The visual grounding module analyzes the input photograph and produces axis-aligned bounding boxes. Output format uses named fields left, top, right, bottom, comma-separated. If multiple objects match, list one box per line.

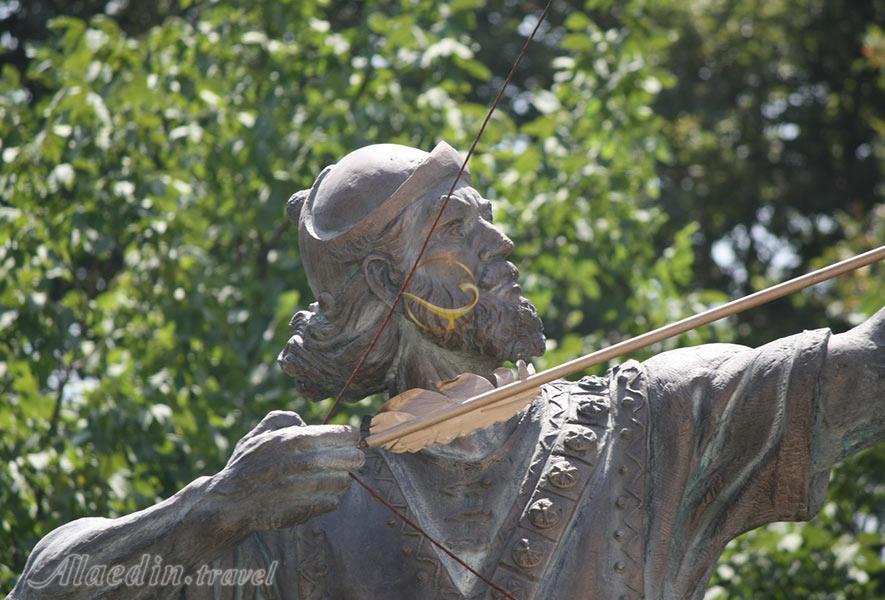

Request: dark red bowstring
left=348, top=472, right=515, bottom=599
left=322, top=0, right=554, bottom=425
left=319, top=2, right=555, bottom=597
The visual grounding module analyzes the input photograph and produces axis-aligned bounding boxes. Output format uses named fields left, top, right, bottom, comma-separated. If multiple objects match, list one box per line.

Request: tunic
left=183, top=328, right=831, bottom=600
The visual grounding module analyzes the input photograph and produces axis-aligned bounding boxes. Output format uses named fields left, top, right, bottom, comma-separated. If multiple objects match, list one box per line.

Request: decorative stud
left=617, top=364, right=639, bottom=383
left=528, top=498, right=560, bottom=530
left=512, top=538, right=543, bottom=569
left=564, top=427, right=597, bottom=453
left=577, top=375, right=607, bottom=391
left=402, top=546, right=413, bottom=556
left=619, top=428, right=633, bottom=440
left=616, top=495, right=628, bottom=509
left=614, top=561, right=626, bottom=573
left=613, top=529, right=625, bottom=541
left=618, top=465, right=629, bottom=475
left=577, top=397, right=609, bottom=421
left=547, top=461, right=578, bottom=489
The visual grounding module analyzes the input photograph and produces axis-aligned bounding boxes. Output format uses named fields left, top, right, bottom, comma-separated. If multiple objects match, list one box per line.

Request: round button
left=547, top=461, right=578, bottom=489
left=564, top=426, right=597, bottom=453
left=512, top=538, right=543, bottom=569
left=528, top=498, right=560, bottom=530
left=577, top=398, right=609, bottom=420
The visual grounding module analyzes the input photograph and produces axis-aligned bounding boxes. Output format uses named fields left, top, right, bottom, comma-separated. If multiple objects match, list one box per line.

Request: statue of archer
left=11, top=142, right=885, bottom=600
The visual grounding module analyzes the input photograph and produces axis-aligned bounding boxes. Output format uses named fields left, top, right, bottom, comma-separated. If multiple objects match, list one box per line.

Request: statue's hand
left=816, top=306, right=885, bottom=467
left=205, top=410, right=364, bottom=533
left=850, top=305, right=885, bottom=346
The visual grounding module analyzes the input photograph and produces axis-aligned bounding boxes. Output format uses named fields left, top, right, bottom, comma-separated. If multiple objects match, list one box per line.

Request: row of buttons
left=504, top=390, right=610, bottom=580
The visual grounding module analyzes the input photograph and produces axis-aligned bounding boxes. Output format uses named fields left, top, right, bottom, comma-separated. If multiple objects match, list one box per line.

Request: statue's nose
left=479, top=224, right=514, bottom=261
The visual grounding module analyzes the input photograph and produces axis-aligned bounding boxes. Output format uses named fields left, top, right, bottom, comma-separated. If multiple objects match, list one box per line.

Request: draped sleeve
left=641, top=328, right=831, bottom=598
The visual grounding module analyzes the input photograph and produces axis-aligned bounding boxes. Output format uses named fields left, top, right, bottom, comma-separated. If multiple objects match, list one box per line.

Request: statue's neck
left=387, top=322, right=499, bottom=395
left=385, top=321, right=516, bottom=461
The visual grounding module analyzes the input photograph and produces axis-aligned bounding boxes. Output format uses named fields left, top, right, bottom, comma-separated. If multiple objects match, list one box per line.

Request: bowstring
left=323, top=0, right=555, bottom=424
left=318, top=2, right=555, bottom=598
left=349, top=472, right=516, bottom=598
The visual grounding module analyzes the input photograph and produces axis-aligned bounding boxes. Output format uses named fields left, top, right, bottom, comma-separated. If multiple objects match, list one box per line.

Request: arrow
left=366, top=245, right=885, bottom=451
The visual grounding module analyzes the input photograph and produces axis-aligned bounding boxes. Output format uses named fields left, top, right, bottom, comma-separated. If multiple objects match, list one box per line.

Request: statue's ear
left=363, top=255, right=401, bottom=307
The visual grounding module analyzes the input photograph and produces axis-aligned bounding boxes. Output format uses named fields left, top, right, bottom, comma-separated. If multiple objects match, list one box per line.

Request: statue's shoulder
left=641, top=342, right=750, bottom=387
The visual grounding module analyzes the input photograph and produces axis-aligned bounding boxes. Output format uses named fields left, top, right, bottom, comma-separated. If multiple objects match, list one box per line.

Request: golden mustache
left=402, top=258, right=480, bottom=333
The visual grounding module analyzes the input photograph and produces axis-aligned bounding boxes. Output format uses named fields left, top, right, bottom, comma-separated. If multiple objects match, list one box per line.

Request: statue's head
left=278, top=142, right=545, bottom=401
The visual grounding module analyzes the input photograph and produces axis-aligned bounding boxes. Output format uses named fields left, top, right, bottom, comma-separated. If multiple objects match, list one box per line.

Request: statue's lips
left=490, top=282, right=523, bottom=298
left=479, top=260, right=520, bottom=293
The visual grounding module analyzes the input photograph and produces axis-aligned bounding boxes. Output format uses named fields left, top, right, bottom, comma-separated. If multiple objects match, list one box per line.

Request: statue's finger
left=293, top=472, right=352, bottom=496
left=275, top=447, right=365, bottom=475
left=278, top=424, right=361, bottom=450
left=254, top=410, right=306, bottom=433
left=231, top=411, right=306, bottom=457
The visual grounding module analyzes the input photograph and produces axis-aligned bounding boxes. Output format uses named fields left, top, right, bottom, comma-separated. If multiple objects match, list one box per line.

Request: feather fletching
left=369, top=360, right=539, bottom=453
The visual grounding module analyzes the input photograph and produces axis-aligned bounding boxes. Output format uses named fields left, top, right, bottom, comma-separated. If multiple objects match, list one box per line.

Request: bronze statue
left=11, top=142, right=885, bottom=600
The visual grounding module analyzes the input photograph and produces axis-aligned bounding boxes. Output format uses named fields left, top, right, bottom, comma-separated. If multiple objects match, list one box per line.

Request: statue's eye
left=442, top=219, right=464, bottom=238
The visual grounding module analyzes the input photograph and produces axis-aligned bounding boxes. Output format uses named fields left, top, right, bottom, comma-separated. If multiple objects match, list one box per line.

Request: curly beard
left=403, top=260, right=545, bottom=363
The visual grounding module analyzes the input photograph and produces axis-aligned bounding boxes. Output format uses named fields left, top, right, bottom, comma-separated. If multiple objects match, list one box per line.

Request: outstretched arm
left=814, top=306, right=885, bottom=470
left=642, top=314, right=880, bottom=597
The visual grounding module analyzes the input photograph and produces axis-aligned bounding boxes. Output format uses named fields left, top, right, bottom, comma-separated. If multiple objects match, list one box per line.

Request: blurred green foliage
left=0, top=0, right=882, bottom=596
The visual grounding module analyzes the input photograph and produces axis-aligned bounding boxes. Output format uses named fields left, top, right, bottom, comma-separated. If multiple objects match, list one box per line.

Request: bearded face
left=399, top=188, right=546, bottom=364
left=282, top=142, right=545, bottom=401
